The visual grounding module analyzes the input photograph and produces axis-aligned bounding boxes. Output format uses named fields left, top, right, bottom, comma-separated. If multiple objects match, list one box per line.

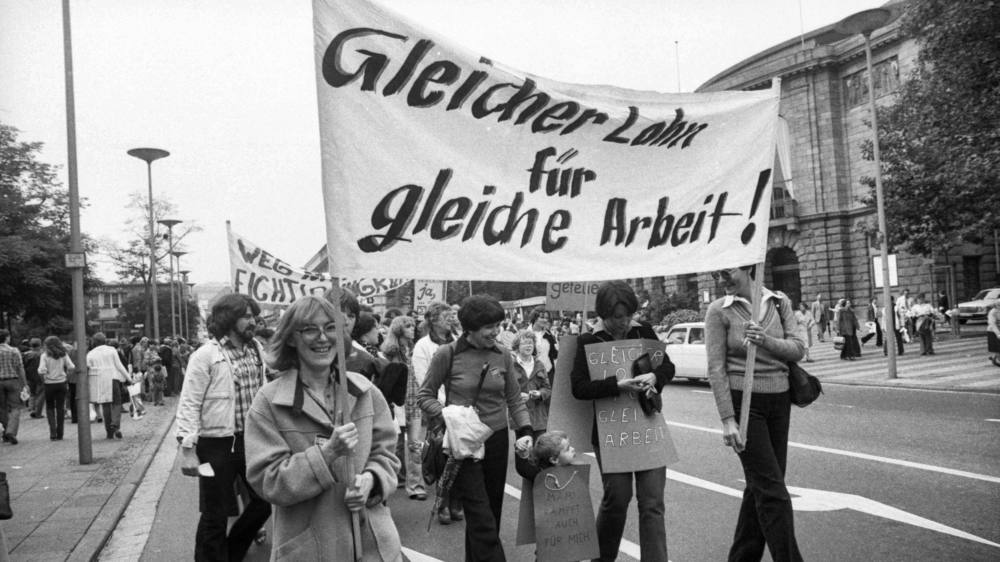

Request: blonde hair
left=532, top=430, right=569, bottom=467
left=266, top=295, right=339, bottom=372
left=510, top=329, right=537, bottom=356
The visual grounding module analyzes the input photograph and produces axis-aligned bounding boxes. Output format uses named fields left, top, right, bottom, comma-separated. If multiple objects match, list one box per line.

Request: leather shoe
left=114, top=431, right=123, bottom=439
left=5, top=434, right=18, bottom=445
left=409, top=492, right=427, bottom=501
left=449, top=507, right=464, bottom=521
left=437, top=509, right=452, bottom=525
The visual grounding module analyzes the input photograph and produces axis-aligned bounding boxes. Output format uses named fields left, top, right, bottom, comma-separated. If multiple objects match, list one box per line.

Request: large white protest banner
left=314, top=0, right=780, bottom=281
left=228, top=229, right=408, bottom=306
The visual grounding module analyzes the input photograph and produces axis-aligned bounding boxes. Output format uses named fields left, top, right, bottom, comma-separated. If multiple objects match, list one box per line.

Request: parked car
left=659, top=322, right=707, bottom=381
left=957, top=288, right=1000, bottom=323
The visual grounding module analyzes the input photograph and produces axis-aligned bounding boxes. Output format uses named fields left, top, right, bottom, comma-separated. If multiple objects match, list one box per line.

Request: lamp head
left=158, top=219, right=182, bottom=228
left=127, top=148, right=170, bottom=163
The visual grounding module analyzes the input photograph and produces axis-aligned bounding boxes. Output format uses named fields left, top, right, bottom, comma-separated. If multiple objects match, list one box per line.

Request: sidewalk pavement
left=1, top=397, right=176, bottom=562
left=3, top=333, right=998, bottom=561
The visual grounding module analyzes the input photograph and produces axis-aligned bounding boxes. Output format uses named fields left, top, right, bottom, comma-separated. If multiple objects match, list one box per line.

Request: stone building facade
left=636, top=4, right=998, bottom=319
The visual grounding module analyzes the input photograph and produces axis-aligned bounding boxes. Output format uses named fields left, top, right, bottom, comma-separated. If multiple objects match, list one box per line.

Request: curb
left=817, top=377, right=1000, bottom=394
left=67, top=408, right=176, bottom=562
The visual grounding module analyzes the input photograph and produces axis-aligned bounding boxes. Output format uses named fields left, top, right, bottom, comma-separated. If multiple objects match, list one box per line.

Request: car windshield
left=973, top=289, right=1000, bottom=300
left=665, top=329, right=686, bottom=344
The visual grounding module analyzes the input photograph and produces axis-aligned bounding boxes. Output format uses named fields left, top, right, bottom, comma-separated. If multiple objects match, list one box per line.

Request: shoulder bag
left=421, top=344, right=488, bottom=486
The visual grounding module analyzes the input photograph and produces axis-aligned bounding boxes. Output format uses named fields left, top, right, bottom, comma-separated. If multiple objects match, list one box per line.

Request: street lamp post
left=179, top=269, right=191, bottom=340
left=172, top=251, right=188, bottom=338
left=828, top=7, right=901, bottom=378
left=128, top=148, right=169, bottom=341
left=158, top=219, right=182, bottom=339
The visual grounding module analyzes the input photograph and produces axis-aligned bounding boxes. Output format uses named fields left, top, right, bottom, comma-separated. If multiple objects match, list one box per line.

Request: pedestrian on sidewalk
left=176, top=294, right=271, bottom=562
left=22, top=339, right=43, bottom=419
left=911, top=294, right=936, bottom=356
left=245, top=295, right=403, bottom=562
left=87, top=332, right=131, bottom=439
left=0, top=330, right=27, bottom=445
left=861, top=296, right=883, bottom=348
left=987, top=301, right=1000, bottom=367
left=37, top=336, right=74, bottom=440
left=838, top=300, right=861, bottom=361
left=810, top=294, right=829, bottom=342
left=884, top=298, right=905, bottom=357
left=706, top=266, right=805, bottom=562
left=794, top=302, right=814, bottom=362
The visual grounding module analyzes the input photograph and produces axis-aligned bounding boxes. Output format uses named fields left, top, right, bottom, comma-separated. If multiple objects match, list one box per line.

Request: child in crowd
left=128, top=369, right=147, bottom=419
left=515, top=430, right=578, bottom=481
left=148, top=358, right=167, bottom=406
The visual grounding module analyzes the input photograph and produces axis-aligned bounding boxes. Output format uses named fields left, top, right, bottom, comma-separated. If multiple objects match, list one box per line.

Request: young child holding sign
left=516, top=431, right=599, bottom=562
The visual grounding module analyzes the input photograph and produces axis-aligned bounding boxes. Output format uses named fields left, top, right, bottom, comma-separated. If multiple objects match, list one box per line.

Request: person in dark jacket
left=570, top=281, right=675, bottom=562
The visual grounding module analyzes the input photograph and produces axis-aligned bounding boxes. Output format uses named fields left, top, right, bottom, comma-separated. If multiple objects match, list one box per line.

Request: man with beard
left=175, top=294, right=271, bottom=561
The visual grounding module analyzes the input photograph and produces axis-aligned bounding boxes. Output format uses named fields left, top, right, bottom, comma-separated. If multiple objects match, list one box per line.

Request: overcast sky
left=0, top=0, right=881, bottom=285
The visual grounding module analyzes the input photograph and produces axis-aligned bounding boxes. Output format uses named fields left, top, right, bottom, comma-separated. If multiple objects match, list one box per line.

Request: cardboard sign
left=585, top=339, right=678, bottom=473
left=534, top=465, right=600, bottom=562
left=413, top=279, right=445, bottom=314
left=546, top=281, right=602, bottom=312
left=314, top=0, right=781, bottom=281
left=546, top=336, right=596, bottom=454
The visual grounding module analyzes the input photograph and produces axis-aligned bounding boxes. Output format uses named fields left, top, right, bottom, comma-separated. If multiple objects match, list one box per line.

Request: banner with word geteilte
left=314, top=0, right=780, bottom=282
left=227, top=229, right=408, bottom=306
left=585, top=338, right=677, bottom=473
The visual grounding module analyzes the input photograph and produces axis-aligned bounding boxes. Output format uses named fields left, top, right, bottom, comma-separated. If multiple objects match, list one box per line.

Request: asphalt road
left=140, top=383, right=1000, bottom=561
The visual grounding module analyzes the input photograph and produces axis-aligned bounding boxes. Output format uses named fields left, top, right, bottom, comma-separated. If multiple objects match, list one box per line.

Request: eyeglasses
left=297, top=323, right=338, bottom=341
left=710, top=268, right=737, bottom=281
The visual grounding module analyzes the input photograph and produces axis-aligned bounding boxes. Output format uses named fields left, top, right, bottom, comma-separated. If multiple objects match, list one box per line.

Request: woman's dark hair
left=529, top=306, right=549, bottom=325
left=352, top=312, right=378, bottom=341
left=43, top=335, right=66, bottom=359
left=457, top=294, right=505, bottom=332
left=322, top=287, right=360, bottom=318
left=594, top=281, right=638, bottom=319
left=91, top=332, right=107, bottom=348
left=207, top=294, right=260, bottom=339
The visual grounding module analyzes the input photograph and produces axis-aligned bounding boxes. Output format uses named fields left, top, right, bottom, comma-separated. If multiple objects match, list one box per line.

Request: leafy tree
left=859, top=0, right=1000, bottom=257
left=0, top=123, right=99, bottom=334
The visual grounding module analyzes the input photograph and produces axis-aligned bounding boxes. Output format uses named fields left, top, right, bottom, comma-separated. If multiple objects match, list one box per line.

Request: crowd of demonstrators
left=705, top=266, right=806, bottom=562
left=417, top=294, right=534, bottom=561
left=245, top=295, right=403, bottom=561
left=510, top=329, right=551, bottom=438
left=175, top=294, right=271, bottom=561
left=571, top=281, right=675, bottom=562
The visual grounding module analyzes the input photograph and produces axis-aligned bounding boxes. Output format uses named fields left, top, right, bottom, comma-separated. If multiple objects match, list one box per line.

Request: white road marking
left=668, top=470, right=998, bottom=547
left=986, top=419, right=1000, bottom=423
left=402, top=547, right=445, bottom=562
left=691, top=390, right=714, bottom=394
left=666, top=420, right=1000, bottom=484
left=818, top=402, right=855, bottom=408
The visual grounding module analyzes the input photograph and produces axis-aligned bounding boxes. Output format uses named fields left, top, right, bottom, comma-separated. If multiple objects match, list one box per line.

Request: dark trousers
left=99, top=383, right=123, bottom=438
left=592, top=446, right=668, bottom=562
left=44, top=383, right=68, bottom=439
left=730, top=390, right=802, bottom=562
left=918, top=329, right=934, bottom=355
left=884, top=330, right=904, bottom=356
left=195, top=434, right=271, bottom=562
left=68, top=383, right=78, bottom=423
left=454, top=428, right=509, bottom=562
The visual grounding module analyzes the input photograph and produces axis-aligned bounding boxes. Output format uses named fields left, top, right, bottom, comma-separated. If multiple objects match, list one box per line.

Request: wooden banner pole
left=327, top=280, right=363, bottom=561
left=739, top=263, right=765, bottom=446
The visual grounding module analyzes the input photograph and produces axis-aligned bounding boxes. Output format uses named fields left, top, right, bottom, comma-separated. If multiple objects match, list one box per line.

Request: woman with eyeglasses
left=705, top=265, right=805, bottom=562
left=245, top=295, right=402, bottom=561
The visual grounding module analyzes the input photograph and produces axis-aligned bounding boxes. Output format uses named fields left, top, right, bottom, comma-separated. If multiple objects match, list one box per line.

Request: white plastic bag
left=441, top=404, right=492, bottom=460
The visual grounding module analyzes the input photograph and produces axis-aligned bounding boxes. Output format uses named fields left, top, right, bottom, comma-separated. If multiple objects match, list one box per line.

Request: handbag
left=632, top=352, right=662, bottom=415
left=0, top=471, right=12, bottom=520
left=833, top=336, right=845, bottom=350
left=787, top=362, right=822, bottom=407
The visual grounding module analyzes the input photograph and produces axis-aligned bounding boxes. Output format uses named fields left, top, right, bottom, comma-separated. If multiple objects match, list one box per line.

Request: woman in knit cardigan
left=705, top=265, right=805, bottom=562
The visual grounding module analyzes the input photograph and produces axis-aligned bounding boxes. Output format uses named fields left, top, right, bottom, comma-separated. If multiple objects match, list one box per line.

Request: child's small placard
left=532, top=465, right=599, bottom=562
left=585, top=338, right=678, bottom=473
